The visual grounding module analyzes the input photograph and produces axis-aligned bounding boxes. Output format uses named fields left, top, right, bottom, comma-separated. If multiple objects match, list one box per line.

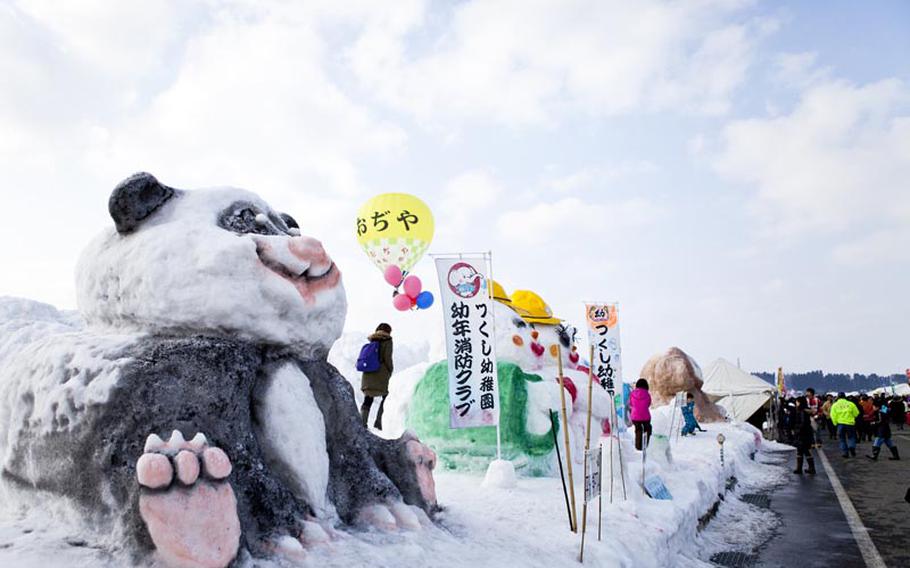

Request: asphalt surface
left=753, top=430, right=908, bottom=568
left=819, top=429, right=910, bottom=567
left=753, top=446, right=862, bottom=568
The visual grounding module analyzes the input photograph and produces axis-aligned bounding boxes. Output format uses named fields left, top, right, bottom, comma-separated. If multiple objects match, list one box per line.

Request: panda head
left=76, top=173, right=346, bottom=354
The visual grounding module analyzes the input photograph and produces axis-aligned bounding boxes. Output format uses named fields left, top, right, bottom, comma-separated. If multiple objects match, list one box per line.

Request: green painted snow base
left=407, top=361, right=557, bottom=476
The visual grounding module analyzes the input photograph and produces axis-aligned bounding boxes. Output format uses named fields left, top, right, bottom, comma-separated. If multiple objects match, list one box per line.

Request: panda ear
left=108, top=172, right=179, bottom=234
left=280, top=213, right=299, bottom=229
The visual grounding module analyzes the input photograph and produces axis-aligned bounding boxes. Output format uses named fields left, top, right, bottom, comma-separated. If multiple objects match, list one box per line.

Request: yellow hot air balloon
left=356, top=193, right=434, bottom=273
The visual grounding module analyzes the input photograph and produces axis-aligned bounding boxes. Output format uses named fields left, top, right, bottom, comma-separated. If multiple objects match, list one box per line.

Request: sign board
left=643, top=475, right=672, bottom=500
left=584, top=303, right=622, bottom=393
left=584, top=446, right=602, bottom=503
left=434, top=256, right=500, bottom=429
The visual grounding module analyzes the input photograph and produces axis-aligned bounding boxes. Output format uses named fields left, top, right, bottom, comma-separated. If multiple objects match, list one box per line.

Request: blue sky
left=0, top=0, right=907, bottom=376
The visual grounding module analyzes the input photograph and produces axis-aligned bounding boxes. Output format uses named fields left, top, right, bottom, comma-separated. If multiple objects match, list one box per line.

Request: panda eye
left=218, top=202, right=282, bottom=236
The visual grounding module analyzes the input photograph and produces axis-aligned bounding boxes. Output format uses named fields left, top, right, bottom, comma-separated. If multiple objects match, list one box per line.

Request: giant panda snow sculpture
left=0, top=173, right=437, bottom=567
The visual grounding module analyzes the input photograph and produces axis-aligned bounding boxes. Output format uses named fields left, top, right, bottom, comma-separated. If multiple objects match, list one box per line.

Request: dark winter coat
left=890, top=399, right=906, bottom=424
left=360, top=331, right=393, bottom=397
left=871, top=409, right=892, bottom=439
left=794, top=409, right=814, bottom=446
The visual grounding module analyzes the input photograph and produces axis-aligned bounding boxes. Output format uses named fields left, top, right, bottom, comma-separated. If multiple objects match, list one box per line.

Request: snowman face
left=492, top=303, right=536, bottom=367
left=531, top=323, right=581, bottom=368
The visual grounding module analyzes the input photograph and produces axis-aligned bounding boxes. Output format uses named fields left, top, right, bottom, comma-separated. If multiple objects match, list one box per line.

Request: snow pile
left=0, top=298, right=137, bottom=480
left=481, top=459, right=517, bottom=489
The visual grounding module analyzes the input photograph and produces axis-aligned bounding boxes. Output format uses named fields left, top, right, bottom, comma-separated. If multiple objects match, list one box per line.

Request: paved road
left=754, top=448, right=863, bottom=568
left=754, top=430, right=909, bottom=568
left=819, top=430, right=910, bottom=567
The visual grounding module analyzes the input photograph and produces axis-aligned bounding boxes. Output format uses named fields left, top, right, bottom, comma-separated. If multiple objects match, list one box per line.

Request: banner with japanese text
left=584, top=303, right=622, bottom=394
left=584, top=446, right=602, bottom=503
left=435, top=256, right=500, bottom=429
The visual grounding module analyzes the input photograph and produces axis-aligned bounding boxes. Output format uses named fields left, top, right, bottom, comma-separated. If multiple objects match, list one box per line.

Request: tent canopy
left=870, top=383, right=910, bottom=397
left=702, top=358, right=776, bottom=422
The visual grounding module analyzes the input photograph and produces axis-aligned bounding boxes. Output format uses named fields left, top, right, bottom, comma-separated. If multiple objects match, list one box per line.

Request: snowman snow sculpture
left=0, top=173, right=438, bottom=567
left=407, top=282, right=615, bottom=475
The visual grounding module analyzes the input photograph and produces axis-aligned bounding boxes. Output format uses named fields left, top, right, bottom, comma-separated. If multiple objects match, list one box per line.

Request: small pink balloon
left=384, top=265, right=403, bottom=287
left=403, top=275, right=422, bottom=299
left=393, top=293, right=412, bottom=311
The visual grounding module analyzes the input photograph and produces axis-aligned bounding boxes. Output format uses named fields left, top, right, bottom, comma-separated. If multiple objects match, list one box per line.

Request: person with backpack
left=630, top=378, right=652, bottom=451
left=357, top=323, right=394, bottom=430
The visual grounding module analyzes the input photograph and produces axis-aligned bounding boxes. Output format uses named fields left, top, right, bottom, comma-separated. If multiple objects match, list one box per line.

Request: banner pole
left=618, top=425, right=627, bottom=500
left=609, top=402, right=615, bottom=505
left=579, top=461, right=588, bottom=562
left=579, top=345, right=595, bottom=562
left=551, top=410, right=574, bottom=531
left=598, top=442, right=603, bottom=541
left=485, top=252, right=502, bottom=461
left=641, top=430, right=648, bottom=496
left=557, top=346, right=578, bottom=532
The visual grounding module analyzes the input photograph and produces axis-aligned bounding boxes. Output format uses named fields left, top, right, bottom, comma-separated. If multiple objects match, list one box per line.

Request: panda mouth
left=261, top=257, right=337, bottom=283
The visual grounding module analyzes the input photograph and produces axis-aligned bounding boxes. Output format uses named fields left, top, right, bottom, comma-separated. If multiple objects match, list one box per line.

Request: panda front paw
left=136, top=431, right=240, bottom=568
left=356, top=502, right=428, bottom=532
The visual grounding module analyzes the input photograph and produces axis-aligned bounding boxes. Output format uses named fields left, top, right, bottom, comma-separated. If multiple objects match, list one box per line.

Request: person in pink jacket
left=630, top=378, right=653, bottom=451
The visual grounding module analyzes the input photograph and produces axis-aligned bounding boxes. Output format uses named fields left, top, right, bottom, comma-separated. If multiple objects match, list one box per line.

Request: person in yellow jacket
left=830, top=392, right=860, bottom=458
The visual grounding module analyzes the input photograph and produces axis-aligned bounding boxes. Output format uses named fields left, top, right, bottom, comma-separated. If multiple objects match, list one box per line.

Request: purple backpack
left=356, top=341, right=381, bottom=373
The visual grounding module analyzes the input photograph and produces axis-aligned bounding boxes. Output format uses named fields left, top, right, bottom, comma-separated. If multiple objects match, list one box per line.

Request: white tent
left=702, top=358, right=776, bottom=422
left=870, top=383, right=910, bottom=397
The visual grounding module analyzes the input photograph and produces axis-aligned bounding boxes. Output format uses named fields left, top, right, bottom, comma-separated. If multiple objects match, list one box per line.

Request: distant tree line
left=751, top=370, right=907, bottom=393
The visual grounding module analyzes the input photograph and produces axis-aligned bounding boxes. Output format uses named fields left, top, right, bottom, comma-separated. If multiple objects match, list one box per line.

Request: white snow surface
left=0, top=297, right=136, bottom=481
left=254, top=362, right=331, bottom=518
left=0, top=298, right=787, bottom=567
left=76, top=187, right=347, bottom=355
left=0, top=419, right=779, bottom=567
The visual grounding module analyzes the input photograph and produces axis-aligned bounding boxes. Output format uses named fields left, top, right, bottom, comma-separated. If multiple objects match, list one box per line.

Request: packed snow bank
left=0, top=417, right=772, bottom=567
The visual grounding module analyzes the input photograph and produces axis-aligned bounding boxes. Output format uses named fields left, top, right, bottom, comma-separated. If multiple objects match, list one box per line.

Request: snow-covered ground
left=0, top=418, right=786, bottom=567
left=0, top=298, right=787, bottom=567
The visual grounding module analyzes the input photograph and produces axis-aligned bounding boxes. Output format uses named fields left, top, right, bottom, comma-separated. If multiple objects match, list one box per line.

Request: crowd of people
left=776, top=388, right=907, bottom=471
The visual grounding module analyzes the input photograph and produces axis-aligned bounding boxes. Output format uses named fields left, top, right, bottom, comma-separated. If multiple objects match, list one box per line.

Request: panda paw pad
left=136, top=431, right=240, bottom=568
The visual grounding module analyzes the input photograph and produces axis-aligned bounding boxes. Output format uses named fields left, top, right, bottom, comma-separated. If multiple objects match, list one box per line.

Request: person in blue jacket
left=680, top=393, right=706, bottom=436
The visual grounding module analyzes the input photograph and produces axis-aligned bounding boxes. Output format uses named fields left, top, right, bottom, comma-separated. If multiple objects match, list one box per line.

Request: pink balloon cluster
left=384, top=264, right=434, bottom=311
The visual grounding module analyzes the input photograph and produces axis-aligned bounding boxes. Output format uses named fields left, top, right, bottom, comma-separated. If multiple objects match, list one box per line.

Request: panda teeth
left=304, top=263, right=334, bottom=280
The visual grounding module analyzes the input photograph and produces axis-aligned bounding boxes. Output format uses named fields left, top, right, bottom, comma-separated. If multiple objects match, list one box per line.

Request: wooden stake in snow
left=551, top=410, right=574, bottom=532
left=557, top=345, right=578, bottom=533
left=579, top=345, right=595, bottom=562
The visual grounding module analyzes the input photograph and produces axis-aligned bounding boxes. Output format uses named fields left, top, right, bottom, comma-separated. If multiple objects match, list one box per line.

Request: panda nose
left=253, top=235, right=334, bottom=280
left=288, top=236, right=333, bottom=278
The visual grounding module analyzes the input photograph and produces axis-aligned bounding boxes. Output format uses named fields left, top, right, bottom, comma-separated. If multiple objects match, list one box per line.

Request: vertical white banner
left=584, top=446, right=602, bottom=503
left=435, top=256, right=500, bottom=429
left=584, top=303, right=622, bottom=394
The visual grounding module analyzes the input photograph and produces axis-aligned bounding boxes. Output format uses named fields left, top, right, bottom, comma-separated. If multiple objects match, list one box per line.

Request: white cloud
left=498, top=196, right=660, bottom=244
left=347, top=0, right=772, bottom=126
left=0, top=1, right=409, bottom=310
left=771, top=51, right=830, bottom=88
left=714, top=78, right=910, bottom=260
left=442, top=170, right=502, bottom=209
left=832, top=227, right=910, bottom=266
left=545, top=161, right=657, bottom=193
